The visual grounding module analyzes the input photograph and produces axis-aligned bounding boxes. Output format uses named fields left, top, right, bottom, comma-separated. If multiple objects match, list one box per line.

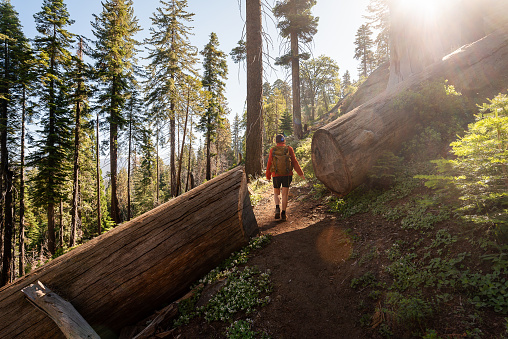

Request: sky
left=13, top=0, right=371, bottom=121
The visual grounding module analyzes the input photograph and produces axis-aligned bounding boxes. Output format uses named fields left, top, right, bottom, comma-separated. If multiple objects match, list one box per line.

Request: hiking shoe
left=281, top=211, right=286, bottom=220
left=275, top=206, right=280, bottom=219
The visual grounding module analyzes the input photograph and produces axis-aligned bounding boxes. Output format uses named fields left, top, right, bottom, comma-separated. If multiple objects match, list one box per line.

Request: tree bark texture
left=0, top=166, right=258, bottom=338
left=290, top=30, right=303, bottom=139
left=245, top=0, right=264, bottom=179
left=312, top=23, right=508, bottom=196
left=110, top=120, right=121, bottom=225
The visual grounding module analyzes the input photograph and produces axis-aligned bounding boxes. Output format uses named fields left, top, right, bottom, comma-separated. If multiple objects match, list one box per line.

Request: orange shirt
left=265, top=143, right=304, bottom=180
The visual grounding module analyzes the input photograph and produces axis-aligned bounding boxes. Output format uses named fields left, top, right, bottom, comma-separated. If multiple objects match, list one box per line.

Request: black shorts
left=273, top=175, right=293, bottom=188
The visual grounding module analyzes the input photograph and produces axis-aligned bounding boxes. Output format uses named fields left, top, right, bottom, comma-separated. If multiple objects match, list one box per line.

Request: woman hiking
left=265, top=134, right=305, bottom=220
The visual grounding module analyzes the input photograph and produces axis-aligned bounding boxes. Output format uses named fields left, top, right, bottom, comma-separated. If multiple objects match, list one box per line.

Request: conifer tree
left=364, top=0, right=390, bottom=66
left=231, top=113, right=243, bottom=163
left=145, top=0, right=198, bottom=197
left=273, top=0, right=318, bottom=139
left=69, top=37, right=90, bottom=247
left=354, top=24, right=375, bottom=78
left=125, top=87, right=145, bottom=219
left=342, top=70, right=352, bottom=98
left=279, top=109, right=293, bottom=137
left=0, top=0, right=32, bottom=285
left=198, top=33, right=228, bottom=180
left=30, top=0, right=75, bottom=256
left=91, top=0, right=140, bottom=224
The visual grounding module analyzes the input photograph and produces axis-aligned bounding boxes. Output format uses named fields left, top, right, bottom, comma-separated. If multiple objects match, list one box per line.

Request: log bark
left=312, top=23, right=508, bottom=196
left=21, top=281, right=100, bottom=339
left=0, top=166, right=258, bottom=338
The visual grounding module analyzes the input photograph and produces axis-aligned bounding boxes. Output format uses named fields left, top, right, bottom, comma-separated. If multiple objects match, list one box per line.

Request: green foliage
left=279, top=109, right=293, bottom=137
left=420, top=93, right=508, bottom=241
left=387, top=292, right=433, bottom=326
left=225, top=319, right=270, bottom=339
left=354, top=24, right=375, bottom=78
left=461, top=246, right=508, bottom=314
left=392, top=79, right=471, bottom=161
left=174, top=235, right=272, bottom=327
left=351, top=271, right=377, bottom=289
left=202, top=267, right=271, bottom=322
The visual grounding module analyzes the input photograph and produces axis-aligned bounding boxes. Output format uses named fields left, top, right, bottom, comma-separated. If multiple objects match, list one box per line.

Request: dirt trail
left=248, top=184, right=366, bottom=338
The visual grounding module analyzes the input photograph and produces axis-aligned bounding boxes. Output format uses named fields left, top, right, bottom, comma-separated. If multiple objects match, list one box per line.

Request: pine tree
left=354, top=24, right=375, bottom=78
left=91, top=0, right=140, bottom=225
left=198, top=32, right=228, bottom=181
left=231, top=113, right=243, bottom=163
left=341, top=70, right=352, bottom=98
left=69, top=37, right=91, bottom=247
left=0, top=0, right=32, bottom=285
left=145, top=0, right=198, bottom=197
left=279, top=109, right=293, bottom=137
left=364, top=0, right=390, bottom=66
left=124, top=88, right=145, bottom=220
left=273, top=0, right=318, bottom=139
left=29, top=0, right=75, bottom=256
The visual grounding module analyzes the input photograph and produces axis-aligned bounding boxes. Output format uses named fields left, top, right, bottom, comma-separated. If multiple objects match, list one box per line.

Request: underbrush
left=173, top=235, right=273, bottom=338
left=330, top=91, right=508, bottom=338
left=337, top=167, right=508, bottom=337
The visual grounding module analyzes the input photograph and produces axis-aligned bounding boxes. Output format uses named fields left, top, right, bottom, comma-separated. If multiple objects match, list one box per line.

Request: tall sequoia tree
left=30, top=0, right=75, bottom=256
left=145, top=0, right=198, bottom=197
left=0, top=0, right=31, bottom=285
left=245, top=0, right=264, bottom=178
left=273, top=0, right=318, bottom=140
left=354, top=24, right=375, bottom=78
left=198, top=32, right=228, bottom=181
left=91, top=0, right=140, bottom=224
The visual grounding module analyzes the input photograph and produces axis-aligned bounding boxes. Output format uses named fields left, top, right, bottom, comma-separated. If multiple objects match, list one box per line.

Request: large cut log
left=312, top=23, right=508, bottom=196
left=0, top=166, right=258, bottom=338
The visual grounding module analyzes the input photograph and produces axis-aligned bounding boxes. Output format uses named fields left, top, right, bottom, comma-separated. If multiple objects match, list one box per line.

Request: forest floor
left=145, top=180, right=507, bottom=339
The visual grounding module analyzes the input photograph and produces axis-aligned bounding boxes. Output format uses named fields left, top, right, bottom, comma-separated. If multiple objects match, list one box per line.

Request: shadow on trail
left=250, top=219, right=366, bottom=339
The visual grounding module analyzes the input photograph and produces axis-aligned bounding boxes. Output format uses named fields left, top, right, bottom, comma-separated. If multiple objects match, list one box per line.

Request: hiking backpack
left=270, top=146, right=293, bottom=176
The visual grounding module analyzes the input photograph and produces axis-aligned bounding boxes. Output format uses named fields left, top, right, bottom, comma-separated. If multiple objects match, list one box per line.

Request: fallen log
left=312, top=23, right=508, bottom=196
left=21, top=281, right=100, bottom=339
left=0, top=166, right=258, bottom=338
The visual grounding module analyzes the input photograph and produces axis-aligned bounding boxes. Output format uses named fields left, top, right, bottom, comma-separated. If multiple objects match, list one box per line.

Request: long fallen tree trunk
left=312, top=23, right=508, bottom=196
left=0, top=166, right=258, bottom=339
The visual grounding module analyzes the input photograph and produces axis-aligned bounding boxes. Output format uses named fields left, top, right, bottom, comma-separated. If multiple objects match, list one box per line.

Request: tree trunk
left=312, top=24, right=508, bottom=196
left=0, top=166, right=258, bottom=338
left=127, top=115, right=132, bottom=221
left=19, top=86, right=26, bottom=277
left=96, top=112, right=102, bottom=235
left=70, top=90, right=82, bottom=247
left=177, top=88, right=190, bottom=195
left=22, top=281, right=100, bottom=339
left=170, top=101, right=177, bottom=197
left=245, top=0, right=264, bottom=179
left=110, top=118, right=121, bottom=225
left=290, top=30, right=302, bottom=139
left=59, top=199, right=64, bottom=249
left=47, top=201, right=56, bottom=255
left=186, top=116, right=193, bottom=193
left=0, top=169, right=13, bottom=287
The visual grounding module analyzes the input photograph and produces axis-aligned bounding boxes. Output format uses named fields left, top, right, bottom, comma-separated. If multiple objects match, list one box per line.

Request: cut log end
left=311, top=129, right=352, bottom=196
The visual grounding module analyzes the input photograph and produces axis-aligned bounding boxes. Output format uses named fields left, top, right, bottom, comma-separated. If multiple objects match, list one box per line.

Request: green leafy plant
left=387, top=292, right=433, bottom=326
